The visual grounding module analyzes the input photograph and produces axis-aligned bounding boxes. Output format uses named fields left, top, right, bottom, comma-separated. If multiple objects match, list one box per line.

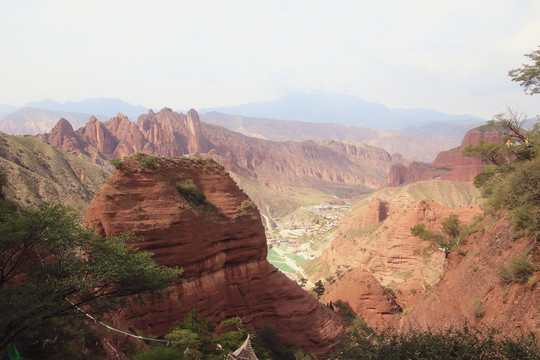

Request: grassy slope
left=0, top=132, right=111, bottom=216
left=354, top=180, right=482, bottom=209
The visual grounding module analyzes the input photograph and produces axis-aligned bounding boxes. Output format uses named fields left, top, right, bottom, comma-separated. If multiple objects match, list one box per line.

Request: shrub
left=109, top=158, right=122, bottom=168
left=472, top=298, right=485, bottom=318
left=508, top=256, right=535, bottom=282
left=332, top=325, right=540, bottom=359
left=139, top=155, right=159, bottom=170
left=241, top=200, right=257, bottom=210
left=497, top=256, right=535, bottom=285
left=175, top=180, right=206, bottom=205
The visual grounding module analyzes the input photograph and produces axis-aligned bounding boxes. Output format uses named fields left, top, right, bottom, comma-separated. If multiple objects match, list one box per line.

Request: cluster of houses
left=266, top=202, right=350, bottom=253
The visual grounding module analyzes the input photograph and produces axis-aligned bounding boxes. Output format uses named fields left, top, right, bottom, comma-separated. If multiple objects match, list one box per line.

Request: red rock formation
left=79, top=116, right=118, bottom=157
left=321, top=267, right=401, bottom=328
left=85, top=154, right=345, bottom=355
left=38, top=109, right=409, bottom=215
left=311, top=191, right=483, bottom=313
left=363, top=198, right=389, bottom=226
left=401, top=215, right=539, bottom=338
left=39, top=118, right=85, bottom=154
left=387, top=127, right=504, bottom=186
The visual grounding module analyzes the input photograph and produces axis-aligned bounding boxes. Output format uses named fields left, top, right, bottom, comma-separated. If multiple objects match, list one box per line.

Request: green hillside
left=0, top=132, right=111, bottom=216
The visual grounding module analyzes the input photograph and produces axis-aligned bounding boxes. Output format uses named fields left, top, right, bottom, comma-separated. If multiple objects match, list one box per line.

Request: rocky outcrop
left=85, top=154, right=345, bottom=354
left=363, top=198, right=389, bottom=226
left=321, top=267, right=401, bottom=328
left=41, top=118, right=85, bottom=154
left=387, top=126, right=504, bottom=186
left=38, top=109, right=409, bottom=215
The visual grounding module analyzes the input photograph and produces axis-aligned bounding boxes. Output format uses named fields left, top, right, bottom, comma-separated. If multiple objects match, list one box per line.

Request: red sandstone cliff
left=387, top=126, right=504, bottom=186
left=401, top=214, right=540, bottom=337
left=85, top=154, right=345, bottom=354
left=38, top=108, right=409, bottom=215
left=320, top=267, right=402, bottom=329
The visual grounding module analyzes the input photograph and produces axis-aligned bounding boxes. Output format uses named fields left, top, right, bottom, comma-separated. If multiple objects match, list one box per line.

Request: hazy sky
left=1, top=0, right=539, bottom=119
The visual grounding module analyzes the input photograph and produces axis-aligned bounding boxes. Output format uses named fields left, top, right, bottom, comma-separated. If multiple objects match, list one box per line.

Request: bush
left=109, top=158, right=122, bottom=168
left=472, top=298, right=485, bottom=318
left=175, top=180, right=206, bottom=205
left=497, top=256, right=535, bottom=285
left=139, top=155, right=159, bottom=170
left=508, top=256, right=535, bottom=282
left=332, top=325, right=540, bottom=359
left=241, top=200, right=257, bottom=210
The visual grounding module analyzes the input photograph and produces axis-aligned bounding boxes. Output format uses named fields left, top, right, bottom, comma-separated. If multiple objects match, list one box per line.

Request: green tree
left=313, top=280, right=325, bottom=299
left=0, top=202, right=180, bottom=352
left=410, top=214, right=462, bottom=253
left=509, top=46, right=540, bottom=95
left=134, top=308, right=252, bottom=360
left=441, top=214, right=461, bottom=239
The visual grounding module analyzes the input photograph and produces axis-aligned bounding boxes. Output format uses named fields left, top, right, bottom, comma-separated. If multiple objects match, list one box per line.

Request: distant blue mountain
left=200, top=91, right=484, bottom=129
left=0, top=104, right=20, bottom=117
left=24, top=98, right=150, bottom=121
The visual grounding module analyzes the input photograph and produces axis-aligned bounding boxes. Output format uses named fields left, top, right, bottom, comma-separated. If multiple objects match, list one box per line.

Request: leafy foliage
left=175, top=180, right=207, bottom=205
left=109, top=158, right=122, bottom=168
left=464, top=111, right=540, bottom=241
left=0, top=202, right=180, bottom=352
left=313, top=280, right=325, bottom=299
left=253, top=326, right=314, bottom=360
left=508, top=46, right=540, bottom=95
left=497, top=256, right=536, bottom=285
left=137, top=153, right=159, bottom=170
left=135, top=308, right=263, bottom=360
left=332, top=321, right=540, bottom=359
left=410, top=214, right=463, bottom=251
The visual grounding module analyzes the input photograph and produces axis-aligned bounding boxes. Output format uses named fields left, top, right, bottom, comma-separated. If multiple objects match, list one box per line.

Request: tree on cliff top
left=509, top=46, right=540, bottom=95
left=0, top=201, right=181, bottom=354
left=464, top=46, right=540, bottom=241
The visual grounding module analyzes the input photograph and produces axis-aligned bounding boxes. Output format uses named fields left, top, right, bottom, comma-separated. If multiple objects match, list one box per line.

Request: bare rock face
left=321, top=267, right=401, bottom=328
left=85, top=154, right=344, bottom=354
left=363, top=198, right=389, bottom=226
left=79, top=116, right=119, bottom=157
left=387, top=127, right=504, bottom=186
left=39, top=118, right=85, bottom=154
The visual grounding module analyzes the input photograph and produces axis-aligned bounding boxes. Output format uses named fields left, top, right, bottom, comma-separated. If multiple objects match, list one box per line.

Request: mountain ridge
left=200, top=91, right=485, bottom=129
left=37, top=109, right=408, bottom=216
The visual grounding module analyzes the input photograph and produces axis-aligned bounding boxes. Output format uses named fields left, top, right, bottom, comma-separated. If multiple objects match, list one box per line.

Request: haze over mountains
left=200, top=91, right=485, bottom=129
left=0, top=92, right=486, bottom=162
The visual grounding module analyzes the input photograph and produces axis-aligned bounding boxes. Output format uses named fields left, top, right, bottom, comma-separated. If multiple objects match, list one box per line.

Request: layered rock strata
left=321, top=267, right=401, bottom=328
left=86, top=154, right=344, bottom=354
left=39, top=108, right=407, bottom=200
left=387, top=126, right=504, bottom=186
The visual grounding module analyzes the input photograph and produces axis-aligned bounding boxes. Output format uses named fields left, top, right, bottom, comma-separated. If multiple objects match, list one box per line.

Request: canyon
left=1, top=103, right=537, bottom=358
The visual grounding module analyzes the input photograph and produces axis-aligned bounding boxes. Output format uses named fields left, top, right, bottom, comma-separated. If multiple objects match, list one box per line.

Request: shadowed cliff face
left=85, top=154, right=344, bottom=355
left=387, top=127, right=504, bottom=186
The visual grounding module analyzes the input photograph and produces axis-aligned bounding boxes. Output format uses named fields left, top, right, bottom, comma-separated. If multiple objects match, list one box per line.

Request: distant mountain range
left=199, top=112, right=482, bottom=162
left=0, top=93, right=486, bottom=161
left=200, top=91, right=485, bottom=129
left=23, top=98, right=150, bottom=121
